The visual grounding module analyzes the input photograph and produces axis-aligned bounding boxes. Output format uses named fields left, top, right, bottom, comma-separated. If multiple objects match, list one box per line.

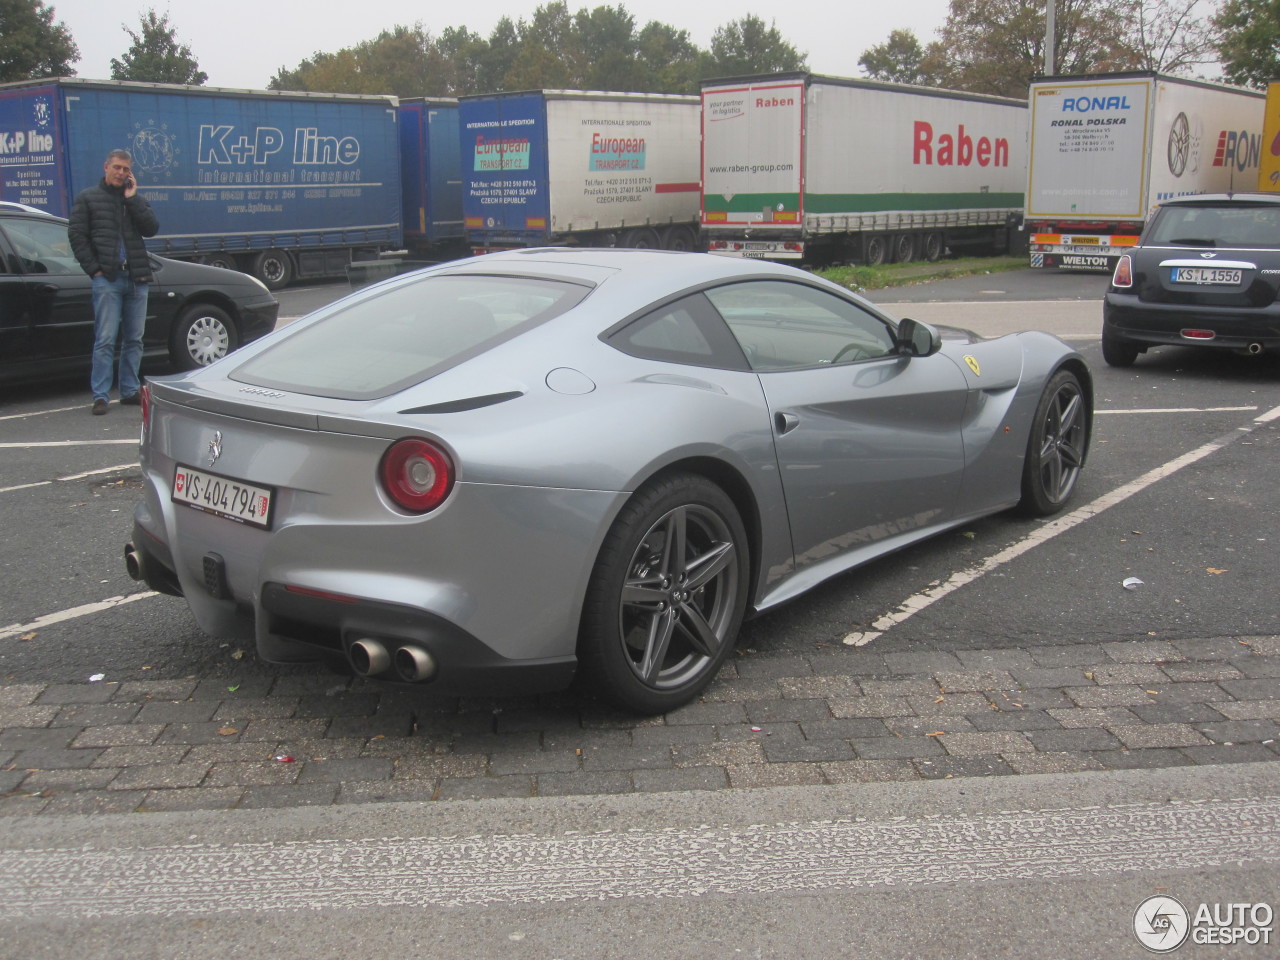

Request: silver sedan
left=126, top=249, right=1091, bottom=714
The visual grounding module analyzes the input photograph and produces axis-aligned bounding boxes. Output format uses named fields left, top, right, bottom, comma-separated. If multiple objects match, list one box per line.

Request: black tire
left=1101, top=329, right=1140, bottom=367
left=578, top=473, right=749, bottom=715
left=623, top=227, right=661, bottom=249
left=170, top=303, right=238, bottom=370
left=662, top=225, right=698, bottom=251
left=922, top=232, right=944, bottom=262
left=1016, top=369, right=1087, bottom=517
left=892, top=233, right=916, bottom=263
left=863, top=234, right=888, bottom=266
left=252, top=249, right=293, bottom=290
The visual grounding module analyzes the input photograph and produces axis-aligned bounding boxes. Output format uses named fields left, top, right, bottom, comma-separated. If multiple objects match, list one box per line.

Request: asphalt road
left=1, top=266, right=1277, bottom=957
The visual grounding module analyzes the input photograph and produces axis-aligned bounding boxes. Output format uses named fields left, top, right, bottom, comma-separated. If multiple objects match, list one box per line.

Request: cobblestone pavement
left=2, top=635, right=1277, bottom=816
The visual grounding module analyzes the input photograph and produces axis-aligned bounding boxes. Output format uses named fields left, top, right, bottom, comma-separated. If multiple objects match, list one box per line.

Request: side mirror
left=896, top=317, right=942, bottom=357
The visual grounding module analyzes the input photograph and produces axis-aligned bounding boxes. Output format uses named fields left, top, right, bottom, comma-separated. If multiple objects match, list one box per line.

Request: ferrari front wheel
left=578, top=474, right=749, bottom=715
left=1017, top=369, right=1087, bottom=516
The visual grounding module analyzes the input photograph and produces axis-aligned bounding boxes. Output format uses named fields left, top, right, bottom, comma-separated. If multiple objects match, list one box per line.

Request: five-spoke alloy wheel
left=579, top=474, right=749, bottom=714
left=1018, top=369, right=1088, bottom=516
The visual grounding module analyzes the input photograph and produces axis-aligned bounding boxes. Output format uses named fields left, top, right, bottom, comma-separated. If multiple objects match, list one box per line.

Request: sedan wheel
left=1017, top=369, right=1087, bottom=516
left=171, top=304, right=238, bottom=370
left=579, top=474, right=749, bottom=714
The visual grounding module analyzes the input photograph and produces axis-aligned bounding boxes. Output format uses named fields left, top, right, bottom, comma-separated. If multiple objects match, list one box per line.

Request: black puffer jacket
left=68, top=179, right=159, bottom=282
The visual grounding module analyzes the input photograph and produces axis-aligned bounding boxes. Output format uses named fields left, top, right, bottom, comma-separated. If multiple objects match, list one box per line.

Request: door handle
left=774, top=412, right=800, bottom=435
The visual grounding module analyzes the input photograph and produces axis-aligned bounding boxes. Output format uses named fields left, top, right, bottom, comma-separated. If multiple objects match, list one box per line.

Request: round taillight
left=379, top=438, right=454, bottom=513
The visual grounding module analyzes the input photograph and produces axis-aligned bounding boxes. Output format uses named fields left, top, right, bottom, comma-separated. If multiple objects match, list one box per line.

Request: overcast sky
left=49, top=0, right=953, bottom=90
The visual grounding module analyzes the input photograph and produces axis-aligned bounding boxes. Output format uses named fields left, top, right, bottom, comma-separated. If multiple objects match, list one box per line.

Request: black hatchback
left=1102, top=194, right=1280, bottom=367
left=0, top=203, right=280, bottom=386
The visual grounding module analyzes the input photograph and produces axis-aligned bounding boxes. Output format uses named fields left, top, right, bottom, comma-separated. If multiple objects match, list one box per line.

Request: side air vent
left=399, top=391, right=524, bottom=414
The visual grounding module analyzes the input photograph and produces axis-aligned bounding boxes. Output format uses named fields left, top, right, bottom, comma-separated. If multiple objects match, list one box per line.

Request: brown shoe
left=119, top=393, right=141, bottom=406
left=92, top=399, right=108, bottom=416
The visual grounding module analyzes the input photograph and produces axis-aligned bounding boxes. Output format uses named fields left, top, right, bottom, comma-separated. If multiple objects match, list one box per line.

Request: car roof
left=429, top=247, right=813, bottom=289
left=1157, top=193, right=1280, bottom=206
left=0, top=201, right=56, bottom=216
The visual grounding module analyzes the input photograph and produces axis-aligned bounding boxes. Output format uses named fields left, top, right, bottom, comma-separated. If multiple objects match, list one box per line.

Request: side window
left=607, top=293, right=748, bottom=369
left=705, top=280, right=898, bottom=371
left=0, top=218, right=80, bottom=276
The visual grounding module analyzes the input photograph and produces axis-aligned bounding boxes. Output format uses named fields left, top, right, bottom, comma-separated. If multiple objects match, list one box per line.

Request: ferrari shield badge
left=964, top=355, right=981, bottom=376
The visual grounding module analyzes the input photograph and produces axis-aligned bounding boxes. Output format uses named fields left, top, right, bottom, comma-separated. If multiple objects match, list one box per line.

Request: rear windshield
left=1147, top=203, right=1280, bottom=248
left=232, top=273, right=590, bottom=399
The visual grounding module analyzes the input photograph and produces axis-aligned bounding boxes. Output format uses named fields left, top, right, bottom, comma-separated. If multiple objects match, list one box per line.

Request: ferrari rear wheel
left=579, top=474, right=749, bottom=715
left=1017, top=369, right=1087, bottom=516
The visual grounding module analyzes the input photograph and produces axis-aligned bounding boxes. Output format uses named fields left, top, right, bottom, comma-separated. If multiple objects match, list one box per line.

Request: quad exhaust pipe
left=1247, top=342, right=1264, bottom=355
left=348, top=638, right=437, bottom=682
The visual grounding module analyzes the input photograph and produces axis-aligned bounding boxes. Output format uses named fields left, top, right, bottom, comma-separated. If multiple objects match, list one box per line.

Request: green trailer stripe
left=704, top=193, right=801, bottom=213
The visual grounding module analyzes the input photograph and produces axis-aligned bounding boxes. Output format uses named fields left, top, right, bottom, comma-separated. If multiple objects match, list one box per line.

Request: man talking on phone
left=68, top=148, right=160, bottom=415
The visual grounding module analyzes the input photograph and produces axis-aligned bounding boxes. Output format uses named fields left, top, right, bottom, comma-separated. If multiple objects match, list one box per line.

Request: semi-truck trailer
left=459, top=89, right=701, bottom=252
left=1026, top=71, right=1265, bottom=271
left=0, top=77, right=404, bottom=289
left=700, top=73, right=1027, bottom=264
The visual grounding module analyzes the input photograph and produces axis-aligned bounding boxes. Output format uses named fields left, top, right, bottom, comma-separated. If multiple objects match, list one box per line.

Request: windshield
left=232, top=273, right=590, bottom=399
left=1146, top=203, right=1280, bottom=248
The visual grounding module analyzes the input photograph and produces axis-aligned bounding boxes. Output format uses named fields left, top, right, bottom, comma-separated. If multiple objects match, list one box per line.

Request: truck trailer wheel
left=863, top=234, right=888, bottom=267
left=662, top=225, right=698, bottom=251
left=623, top=227, right=661, bottom=249
left=252, top=249, right=294, bottom=290
left=892, top=233, right=916, bottom=263
left=922, top=232, right=944, bottom=262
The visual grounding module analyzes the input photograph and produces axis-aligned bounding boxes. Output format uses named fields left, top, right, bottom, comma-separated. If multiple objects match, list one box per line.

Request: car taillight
left=379, top=438, right=454, bottom=513
left=1112, top=255, right=1133, bottom=288
left=140, top=383, right=151, bottom=432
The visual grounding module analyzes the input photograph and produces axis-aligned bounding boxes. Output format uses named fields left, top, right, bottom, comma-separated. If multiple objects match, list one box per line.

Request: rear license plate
left=172, top=465, right=274, bottom=529
left=1172, top=266, right=1243, bottom=285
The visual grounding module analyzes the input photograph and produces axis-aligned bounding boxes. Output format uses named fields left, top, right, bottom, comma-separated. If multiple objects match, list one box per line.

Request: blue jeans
left=91, top=274, right=149, bottom=401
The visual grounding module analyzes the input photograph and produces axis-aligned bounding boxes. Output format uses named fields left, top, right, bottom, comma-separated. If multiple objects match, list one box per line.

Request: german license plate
left=172, top=465, right=274, bottom=529
left=1172, top=266, right=1242, bottom=285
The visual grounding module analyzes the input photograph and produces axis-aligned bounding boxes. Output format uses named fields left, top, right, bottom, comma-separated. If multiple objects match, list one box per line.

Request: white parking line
left=0, top=592, right=157, bottom=642
left=0, top=462, right=137, bottom=495
left=0, top=404, right=87, bottom=421
left=1095, top=405, right=1258, bottom=415
left=0, top=440, right=137, bottom=448
left=843, top=402, right=1280, bottom=645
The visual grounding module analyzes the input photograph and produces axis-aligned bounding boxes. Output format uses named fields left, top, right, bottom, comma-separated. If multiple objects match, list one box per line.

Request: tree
left=271, top=25, right=453, bottom=97
left=1214, top=0, right=1280, bottom=88
left=1122, top=0, right=1217, bottom=74
left=931, top=0, right=1140, bottom=98
left=575, top=5, right=643, bottom=91
left=501, top=2, right=577, bottom=89
left=859, top=29, right=950, bottom=86
left=705, top=15, right=807, bottom=78
left=634, top=22, right=702, bottom=93
left=110, top=9, right=206, bottom=84
left=0, top=0, right=78, bottom=82
left=265, top=4, right=810, bottom=97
